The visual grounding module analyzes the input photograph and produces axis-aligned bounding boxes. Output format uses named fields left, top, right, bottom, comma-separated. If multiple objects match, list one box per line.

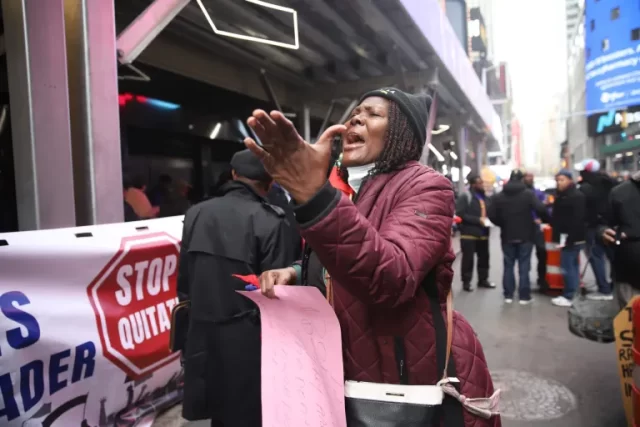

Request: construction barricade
left=0, top=216, right=185, bottom=427
left=543, top=224, right=564, bottom=291
left=543, top=224, right=586, bottom=293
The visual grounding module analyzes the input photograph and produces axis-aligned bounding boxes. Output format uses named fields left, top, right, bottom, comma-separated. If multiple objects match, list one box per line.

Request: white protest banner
left=0, top=217, right=185, bottom=427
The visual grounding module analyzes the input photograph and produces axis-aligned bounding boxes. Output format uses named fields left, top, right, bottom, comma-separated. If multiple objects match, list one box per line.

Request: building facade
left=566, top=0, right=583, bottom=46
left=538, top=94, right=565, bottom=176
left=466, top=0, right=496, bottom=60
left=578, top=0, right=640, bottom=174
left=566, top=3, right=592, bottom=167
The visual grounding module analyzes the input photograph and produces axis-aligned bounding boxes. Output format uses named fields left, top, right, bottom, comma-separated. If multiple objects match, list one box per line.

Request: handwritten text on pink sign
left=240, top=287, right=346, bottom=427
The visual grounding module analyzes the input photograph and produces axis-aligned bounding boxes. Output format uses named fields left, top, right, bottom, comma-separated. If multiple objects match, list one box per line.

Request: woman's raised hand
left=244, top=110, right=346, bottom=203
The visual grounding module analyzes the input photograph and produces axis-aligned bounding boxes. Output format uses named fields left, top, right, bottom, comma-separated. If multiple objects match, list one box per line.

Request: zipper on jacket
left=394, top=337, right=409, bottom=385
left=301, top=244, right=312, bottom=286
left=351, top=175, right=370, bottom=204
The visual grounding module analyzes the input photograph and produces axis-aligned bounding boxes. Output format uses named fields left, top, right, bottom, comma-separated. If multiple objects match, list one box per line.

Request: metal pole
left=316, top=100, right=337, bottom=140
left=481, top=67, right=488, bottom=93
left=0, top=105, right=7, bottom=136
left=259, top=69, right=282, bottom=112
left=3, top=0, right=77, bottom=230
left=302, top=104, right=311, bottom=142
left=420, top=92, right=438, bottom=165
left=65, top=0, right=124, bottom=225
left=393, top=45, right=408, bottom=91
left=476, top=138, right=483, bottom=173
left=457, top=124, right=467, bottom=195
left=338, top=100, right=358, bottom=126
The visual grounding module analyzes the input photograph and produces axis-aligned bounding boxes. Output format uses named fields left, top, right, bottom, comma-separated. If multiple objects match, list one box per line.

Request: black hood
left=502, top=180, right=527, bottom=195
left=580, top=171, right=615, bottom=186
left=580, top=170, right=616, bottom=189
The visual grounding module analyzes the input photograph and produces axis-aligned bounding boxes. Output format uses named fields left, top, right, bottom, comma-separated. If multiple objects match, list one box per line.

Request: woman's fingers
left=244, top=137, right=267, bottom=159
left=270, top=111, right=303, bottom=148
left=316, top=124, right=347, bottom=149
left=259, top=271, right=271, bottom=291
left=245, top=138, right=276, bottom=174
left=247, top=115, right=273, bottom=151
left=260, top=272, right=277, bottom=299
left=253, top=110, right=281, bottom=151
left=247, top=116, right=267, bottom=141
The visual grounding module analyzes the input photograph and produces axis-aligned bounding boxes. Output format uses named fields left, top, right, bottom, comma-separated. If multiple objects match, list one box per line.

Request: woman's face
left=342, top=96, right=389, bottom=167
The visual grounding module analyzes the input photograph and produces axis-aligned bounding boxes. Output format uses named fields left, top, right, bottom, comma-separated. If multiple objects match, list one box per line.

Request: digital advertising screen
left=585, top=0, right=640, bottom=113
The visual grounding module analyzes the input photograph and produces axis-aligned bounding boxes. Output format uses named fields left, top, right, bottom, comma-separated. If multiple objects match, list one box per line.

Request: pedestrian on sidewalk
left=599, top=171, right=640, bottom=310
left=488, top=169, right=549, bottom=305
left=550, top=169, right=587, bottom=307
left=576, top=159, right=615, bottom=301
left=523, top=171, right=550, bottom=290
left=455, top=173, right=495, bottom=292
left=175, top=149, right=298, bottom=426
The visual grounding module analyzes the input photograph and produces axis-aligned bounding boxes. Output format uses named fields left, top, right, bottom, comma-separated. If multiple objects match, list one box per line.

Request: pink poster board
left=240, top=287, right=347, bottom=427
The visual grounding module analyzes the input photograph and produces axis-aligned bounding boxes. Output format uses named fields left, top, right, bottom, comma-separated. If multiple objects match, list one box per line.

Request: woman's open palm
left=244, top=110, right=346, bottom=203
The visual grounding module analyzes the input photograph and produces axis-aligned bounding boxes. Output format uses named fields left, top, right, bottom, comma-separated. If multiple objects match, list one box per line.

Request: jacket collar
left=356, top=161, right=421, bottom=203
left=557, top=183, right=577, bottom=197
left=220, top=181, right=267, bottom=203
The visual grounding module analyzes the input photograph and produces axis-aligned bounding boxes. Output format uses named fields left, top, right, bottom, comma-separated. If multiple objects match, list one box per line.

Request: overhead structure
left=111, top=0, right=507, bottom=185
left=196, top=0, right=299, bottom=50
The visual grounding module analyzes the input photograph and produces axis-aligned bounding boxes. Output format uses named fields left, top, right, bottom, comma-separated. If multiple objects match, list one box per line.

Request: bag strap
left=444, top=291, right=454, bottom=378
left=424, top=271, right=465, bottom=427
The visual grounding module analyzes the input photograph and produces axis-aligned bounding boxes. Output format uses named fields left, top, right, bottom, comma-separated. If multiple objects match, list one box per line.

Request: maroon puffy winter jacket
left=294, top=161, right=501, bottom=427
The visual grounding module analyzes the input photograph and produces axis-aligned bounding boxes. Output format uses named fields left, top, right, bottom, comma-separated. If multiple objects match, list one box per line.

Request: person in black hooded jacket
left=176, top=149, right=297, bottom=426
left=577, top=159, right=615, bottom=300
left=456, top=173, right=494, bottom=292
left=550, top=169, right=587, bottom=307
left=599, top=171, right=640, bottom=310
left=488, top=169, right=549, bottom=304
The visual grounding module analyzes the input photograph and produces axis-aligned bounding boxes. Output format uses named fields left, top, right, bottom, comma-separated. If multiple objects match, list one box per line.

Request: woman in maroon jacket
left=245, top=88, right=501, bottom=427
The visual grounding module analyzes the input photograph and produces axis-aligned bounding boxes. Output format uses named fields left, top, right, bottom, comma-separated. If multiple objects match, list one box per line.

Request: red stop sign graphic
left=87, top=232, right=181, bottom=378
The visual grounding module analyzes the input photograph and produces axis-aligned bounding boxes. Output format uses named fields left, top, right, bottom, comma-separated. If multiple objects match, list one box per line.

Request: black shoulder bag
left=344, top=271, right=465, bottom=426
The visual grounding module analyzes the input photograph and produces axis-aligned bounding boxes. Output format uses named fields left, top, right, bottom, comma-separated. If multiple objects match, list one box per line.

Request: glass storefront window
left=612, top=152, right=635, bottom=173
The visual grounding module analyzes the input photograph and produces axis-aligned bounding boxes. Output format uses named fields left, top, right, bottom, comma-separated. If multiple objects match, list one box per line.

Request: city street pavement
left=154, top=233, right=625, bottom=427
left=451, top=232, right=625, bottom=427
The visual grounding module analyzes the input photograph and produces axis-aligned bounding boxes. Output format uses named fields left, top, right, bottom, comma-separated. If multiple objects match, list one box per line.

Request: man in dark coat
left=456, top=173, right=494, bottom=292
left=176, top=149, right=297, bottom=426
left=524, top=171, right=550, bottom=289
left=488, top=169, right=549, bottom=304
left=550, top=169, right=587, bottom=307
left=267, top=182, right=303, bottom=260
left=576, top=159, right=615, bottom=300
left=599, top=171, right=640, bottom=310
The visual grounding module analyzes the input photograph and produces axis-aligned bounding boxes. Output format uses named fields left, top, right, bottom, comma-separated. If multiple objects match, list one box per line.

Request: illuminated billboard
left=585, top=1, right=640, bottom=113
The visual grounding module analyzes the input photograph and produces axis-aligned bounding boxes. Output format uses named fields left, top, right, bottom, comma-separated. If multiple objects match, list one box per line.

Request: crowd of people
left=455, top=159, right=640, bottom=310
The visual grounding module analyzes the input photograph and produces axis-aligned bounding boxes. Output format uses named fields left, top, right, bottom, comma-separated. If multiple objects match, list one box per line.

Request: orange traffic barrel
left=543, top=225, right=564, bottom=290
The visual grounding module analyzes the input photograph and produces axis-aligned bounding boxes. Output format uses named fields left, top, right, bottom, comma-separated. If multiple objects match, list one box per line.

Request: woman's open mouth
left=344, top=132, right=365, bottom=151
